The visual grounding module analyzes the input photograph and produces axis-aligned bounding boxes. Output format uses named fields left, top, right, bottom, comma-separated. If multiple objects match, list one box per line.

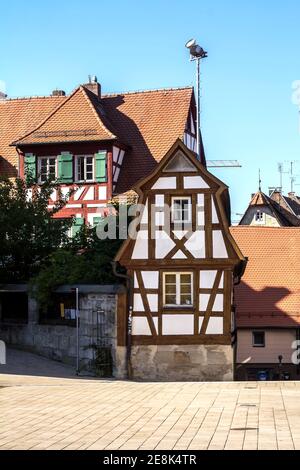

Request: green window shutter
left=58, top=152, right=73, bottom=183
left=95, top=151, right=107, bottom=183
left=72, top=217, right=84, bottom=237
left=24, top=154, right=36, bottom=182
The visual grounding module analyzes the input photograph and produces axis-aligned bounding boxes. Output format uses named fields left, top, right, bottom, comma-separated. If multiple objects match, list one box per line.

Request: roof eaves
left=101, top=85, right=193, bottom=98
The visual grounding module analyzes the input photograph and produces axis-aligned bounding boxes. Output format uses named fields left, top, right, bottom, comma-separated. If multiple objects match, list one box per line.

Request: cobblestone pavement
left=1, top=349, right=300, bottom=450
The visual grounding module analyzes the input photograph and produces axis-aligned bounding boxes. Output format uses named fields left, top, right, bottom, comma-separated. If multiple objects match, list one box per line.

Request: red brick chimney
left=83, top=75, right=101, bottom=99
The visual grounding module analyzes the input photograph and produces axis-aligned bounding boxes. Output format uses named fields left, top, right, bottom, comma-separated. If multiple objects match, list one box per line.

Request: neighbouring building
left=0, top=78, right=200, bottom=228
left=230, top=226, right=300, bottom=381
left=239, top=190, right=300, bottom=227
left=115, top=139, right=246, bottom=381
left=270, top=189, right=300, bottom=219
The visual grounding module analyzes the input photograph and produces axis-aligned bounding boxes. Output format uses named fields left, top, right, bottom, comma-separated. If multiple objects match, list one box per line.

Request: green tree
left=32, top=215, right=125, bottom=311
left=0, top=177, right=72, bottom=282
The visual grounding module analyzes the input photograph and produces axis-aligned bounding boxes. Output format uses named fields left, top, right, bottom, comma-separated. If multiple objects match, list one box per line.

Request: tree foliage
left=0, top=177, right=72, bottom=282
left=32, top=225, right=124, bottom=310
left=0, top=177, right=126, bottom=309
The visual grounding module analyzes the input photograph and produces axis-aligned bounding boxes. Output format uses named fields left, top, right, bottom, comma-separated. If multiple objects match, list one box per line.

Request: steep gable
left=116, top=139, right=244, bottom=268
left=12, top=86, right=117, bottom=145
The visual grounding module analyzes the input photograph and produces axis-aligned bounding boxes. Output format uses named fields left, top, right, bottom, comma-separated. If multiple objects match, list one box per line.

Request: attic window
left=255, top=211, right=264, bottom=223
left=171, top=197, right=192, bottom=224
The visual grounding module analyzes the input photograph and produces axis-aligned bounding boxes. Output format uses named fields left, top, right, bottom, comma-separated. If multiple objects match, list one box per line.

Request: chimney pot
left=51, top=89, right=66, bottom=97
left=83, top=75, right=101, bottom=99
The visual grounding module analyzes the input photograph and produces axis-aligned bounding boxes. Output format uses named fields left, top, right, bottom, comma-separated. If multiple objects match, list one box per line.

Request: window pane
left=165, top=294, right=176, bottom=305
left=181, top=284, right=191, bottom=294
left=181, top=274, right=191, bottom=284
left=165, top=274, right=176, bottom=284
left=165, top=284, right=176, bottom=294
left=77, top=158, right=84, bottom=180
left=180, top=294, right=192, bottom=305
left=253, top=332, right=265, bottom=346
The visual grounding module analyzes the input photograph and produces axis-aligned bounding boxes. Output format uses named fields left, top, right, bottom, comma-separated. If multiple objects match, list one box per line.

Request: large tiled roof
left=12, top=86, right=117, bottom=145
left=0, top=95, right=65, bottom=177
left=101, top=87, right=193, bottom=193
left=0, top=85, right=194, bottom=189
left=230, top=226, right=300, bottom=327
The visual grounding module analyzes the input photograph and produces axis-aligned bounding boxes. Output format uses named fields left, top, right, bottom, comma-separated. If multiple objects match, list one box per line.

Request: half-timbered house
left=115, top=139, right=246, bottom=381
left=0, top=78, right=199, bottom=231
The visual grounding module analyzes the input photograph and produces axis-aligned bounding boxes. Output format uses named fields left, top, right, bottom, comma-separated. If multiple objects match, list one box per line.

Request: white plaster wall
left=206, top=317, right=224, bottom=335
left=200, top=271, right=218, bottom=289
left=162, top=315, right=194, bottom=335
left=132, top=231, right=148, bottom=259
left=155, top=231, right=175, bottom=259
left=98, top=186, right=107, bottom=200
left=132, top=317, right=151, bottom=335
left=74, top=187, right=85, bottom=200
left=184, top=176, right=209, bottom=189
left=141, top=271, right=159, bottom=289
left=152, top=177, right=177, bottom=190
left=112, top=146, right=119, bottom=163
left=213, top=231, right=228, bottom=258
left=185, top=230, right=205, bottom=258
left=83, top=186, right=94, bottom=200
left=147, top=294, right=158, bottom=312
left=211, top=196, right=219, bottom=223
left=133, top=293, right=144, bottom=312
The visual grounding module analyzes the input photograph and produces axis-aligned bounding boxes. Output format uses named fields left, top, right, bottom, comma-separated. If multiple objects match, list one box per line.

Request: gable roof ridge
left=102, top=86, right=193, bottom=98
left=1, top=95, right=66, bottom=103
left=80, top=86, right=116, bottom=140
left=11, top=86, right=82, bottom=144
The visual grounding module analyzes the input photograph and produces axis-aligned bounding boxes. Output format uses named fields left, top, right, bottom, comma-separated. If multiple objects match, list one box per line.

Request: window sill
left=163, top=306, right=194, bottom=313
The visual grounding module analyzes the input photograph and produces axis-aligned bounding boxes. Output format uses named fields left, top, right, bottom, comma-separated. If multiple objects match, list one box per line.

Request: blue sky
left=1, top=0, right=300, bottom=220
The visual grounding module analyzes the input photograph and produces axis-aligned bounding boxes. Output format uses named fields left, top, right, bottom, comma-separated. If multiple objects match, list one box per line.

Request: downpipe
left=112, top=261, right=133, bottom=380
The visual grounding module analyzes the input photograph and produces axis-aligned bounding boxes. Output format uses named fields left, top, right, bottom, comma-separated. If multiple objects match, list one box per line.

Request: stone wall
left=0, top=285, right=126, bottom=376
left=129, top=344, right=234, bottom=381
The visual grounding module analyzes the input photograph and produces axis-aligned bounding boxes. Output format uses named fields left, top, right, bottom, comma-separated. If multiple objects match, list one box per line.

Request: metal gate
left=79, top=303, right=114, bottom=377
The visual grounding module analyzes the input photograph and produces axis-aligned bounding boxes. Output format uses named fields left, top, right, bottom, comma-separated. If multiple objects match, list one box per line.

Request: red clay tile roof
left=101, top=87, right=194, bottom=193
left=0, top=86, right=194, bottom=189
left=12, top=86, right=117, bottom=145
left=0, top=95, right=66, bottom=177
left=230, top=226, right=300, bottom=327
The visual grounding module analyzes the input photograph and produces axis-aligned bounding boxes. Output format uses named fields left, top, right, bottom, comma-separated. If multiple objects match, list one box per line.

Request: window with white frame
left=171, top=197, right=192, bottom=224
left=38, top=157, right=57, bottom=182
left=75, top=155, right=94, bottom=182
left=163, top=272, right=193, bottom=307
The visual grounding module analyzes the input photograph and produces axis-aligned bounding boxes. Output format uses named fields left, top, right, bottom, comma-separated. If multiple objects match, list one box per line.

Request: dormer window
left=171, top=197, right=192, bottom=224
left=38, top=156, right=57, bottom=183
left=75, top=155, right=94, bottom=182
left=255, top=210, right=265, bottom=224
